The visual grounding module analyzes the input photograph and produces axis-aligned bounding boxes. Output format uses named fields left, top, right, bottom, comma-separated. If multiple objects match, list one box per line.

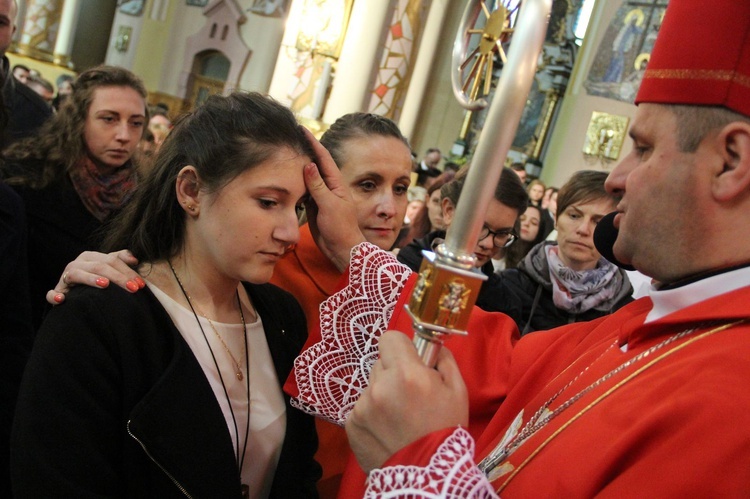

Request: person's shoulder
left=0, top=180, right=22, bottom=213
left=497, top=266, right=535, bottom=289
left=7, top=78, right=53, bottom=116
left=396, top=239, right=426, bottom=270
left=244, top=281, right=303, bottom=316
left=64, top=283, right=155, bottom=314
left=247, top=281, right=296, bottom=299
left=243, top=281, right=308, bottom=346
left=37, top=285, right=165, bottom=349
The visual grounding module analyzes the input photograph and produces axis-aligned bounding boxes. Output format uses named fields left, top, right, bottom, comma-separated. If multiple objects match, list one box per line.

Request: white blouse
left=147, top=281, right=286, bottom=498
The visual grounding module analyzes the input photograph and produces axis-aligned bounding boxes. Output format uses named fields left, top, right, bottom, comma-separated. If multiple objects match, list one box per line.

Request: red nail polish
left=54, top=294, right=64, bottom=303
left=126, top=280, right=139, bottom=292
left=135, top=277, right=145, bottom=288
left=96, top=277, right=109, bottom=287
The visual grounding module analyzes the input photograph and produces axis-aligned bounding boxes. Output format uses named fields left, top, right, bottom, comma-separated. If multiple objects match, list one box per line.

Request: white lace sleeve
left=365, top=428, right=497, bottom=498
left=290, top=242, right=413, bottom=425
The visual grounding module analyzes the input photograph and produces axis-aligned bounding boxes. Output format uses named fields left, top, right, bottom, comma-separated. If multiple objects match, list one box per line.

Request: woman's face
left=445, top=197, right=519, bottom=268
left=519, top=206, right=541, bottom=242
left=338, top=135, right=413, bottom=250
left=192, top=147, right=309, bottom=284
left=548, top=191, right=558, bottom=216
left=528, top=183, right=544, bottom=202
left=405, top=200, right=424, bottom=224
left=541, top=188, right=554, bottom=209
left=83, top=85, right=146, bottom=171
left=427, top=189, right=444, bottom=230
left=555, top=197, right=616, bottom=271
left=58, top=80, right=73, bottom=96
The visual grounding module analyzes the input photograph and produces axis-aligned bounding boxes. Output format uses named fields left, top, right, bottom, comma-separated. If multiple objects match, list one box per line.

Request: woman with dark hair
left=43, top=111, right=413, bottom=498
left=501, top=202, right=553, bottom=269
left=11, top=92, right=321, bottom=497
left=396, top=166, right=528, bottom=317
left=1, top=65, right=148, bottom=328
left=52, top=74, right=74, bottom=112
left=496, top=170, right=633, bottom=334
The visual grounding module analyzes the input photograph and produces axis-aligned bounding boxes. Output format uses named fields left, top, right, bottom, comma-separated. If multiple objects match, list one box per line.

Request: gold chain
left=200, top=312, right=246, bottom=381
left=170, top=264, right=247, bottom=381
left=484, top=319, right=745, bottom=492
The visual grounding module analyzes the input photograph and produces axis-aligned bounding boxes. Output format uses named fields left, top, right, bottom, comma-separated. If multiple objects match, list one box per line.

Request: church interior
left=8, top=0, right=666, bottom=187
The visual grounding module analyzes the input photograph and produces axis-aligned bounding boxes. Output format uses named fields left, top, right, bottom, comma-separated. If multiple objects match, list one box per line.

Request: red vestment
left=295, top=245, right=750, bottom=497
left=354, top=272, right=750, bottom=496
left=271, top=223, right=349, bottom=498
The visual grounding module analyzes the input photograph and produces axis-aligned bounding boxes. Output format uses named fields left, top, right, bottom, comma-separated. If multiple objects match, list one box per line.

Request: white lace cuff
left=365, top=427, right=497, bottom=498
left=290, top=242, right=412, bottom=425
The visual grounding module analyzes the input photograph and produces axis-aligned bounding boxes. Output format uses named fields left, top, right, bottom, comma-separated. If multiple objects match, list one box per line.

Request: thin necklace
left=169, top=264, right=248, bottom=381
left=168, top=261, right=250, bottom=472
left=479, top=320, right=744, bottom=477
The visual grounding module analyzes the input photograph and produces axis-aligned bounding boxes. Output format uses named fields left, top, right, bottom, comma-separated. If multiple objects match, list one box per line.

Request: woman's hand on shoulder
left=47, top=250, right=145, bottom=305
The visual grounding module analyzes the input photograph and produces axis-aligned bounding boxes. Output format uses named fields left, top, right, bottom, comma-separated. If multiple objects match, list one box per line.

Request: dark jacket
left=398, top=230, right=523, bottom=322
left=0, top=183, right=33, bottom=499
left=1, top=56, right=52, bottom=148
left=11, top=282, right=320, bottom=498
left=495, top=242, right=633, bottom=334
left=6, top=166, right=112, bottom=330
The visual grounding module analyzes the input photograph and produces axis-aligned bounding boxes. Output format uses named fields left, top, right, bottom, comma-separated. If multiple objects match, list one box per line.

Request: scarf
left=68, top=156, right=137, bottom=222
left=519, top=241, right=631, bottom=314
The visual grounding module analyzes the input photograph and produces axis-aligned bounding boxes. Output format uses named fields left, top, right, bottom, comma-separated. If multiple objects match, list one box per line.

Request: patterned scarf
left=520, top=241, right=630, bottom=314
left=68, top=156, right=137, bottom=222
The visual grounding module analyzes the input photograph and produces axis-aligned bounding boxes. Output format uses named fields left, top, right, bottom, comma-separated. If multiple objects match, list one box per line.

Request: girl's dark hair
left=320, top=112, right=410, bottom=168
left=503, top=202, right=552, bottom=269
left=441, top=166, right=529, bottom=216
left=103, top=92, right=315, bottom=262
left=3, top=65, right=148, bottom=189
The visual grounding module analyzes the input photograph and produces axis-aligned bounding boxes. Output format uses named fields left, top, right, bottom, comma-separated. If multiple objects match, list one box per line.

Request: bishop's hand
left=345, top=331, right=469, bottom=472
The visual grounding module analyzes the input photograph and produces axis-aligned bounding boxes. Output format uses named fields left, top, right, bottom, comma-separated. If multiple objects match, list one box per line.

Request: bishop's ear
left=713, top=121, right=750, bottom=202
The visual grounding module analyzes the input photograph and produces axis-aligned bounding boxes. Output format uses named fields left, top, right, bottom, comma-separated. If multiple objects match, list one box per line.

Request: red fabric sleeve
left=388, top=275, right=520, bottom=438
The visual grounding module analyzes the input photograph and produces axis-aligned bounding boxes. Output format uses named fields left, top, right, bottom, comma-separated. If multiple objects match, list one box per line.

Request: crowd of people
left=3, top=0, right=750, bottom=497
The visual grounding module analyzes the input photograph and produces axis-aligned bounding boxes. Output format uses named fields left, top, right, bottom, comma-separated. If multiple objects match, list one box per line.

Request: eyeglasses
left=478, top=225, right=517, bottom=248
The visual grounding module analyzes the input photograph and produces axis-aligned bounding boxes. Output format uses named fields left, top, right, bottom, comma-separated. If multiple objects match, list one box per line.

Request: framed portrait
left=186, top=0, right=209, bottom=6
left=118, top=0, right=145, bottom=16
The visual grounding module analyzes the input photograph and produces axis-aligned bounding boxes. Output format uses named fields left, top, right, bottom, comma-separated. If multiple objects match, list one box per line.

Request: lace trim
left=364, top=428, right=497, bottom=498
left=290, top=242, right=412, bottom=425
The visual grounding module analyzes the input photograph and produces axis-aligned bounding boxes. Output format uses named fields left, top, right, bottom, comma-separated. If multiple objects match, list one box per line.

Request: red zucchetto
left=635, top=0, right=750, bottom=118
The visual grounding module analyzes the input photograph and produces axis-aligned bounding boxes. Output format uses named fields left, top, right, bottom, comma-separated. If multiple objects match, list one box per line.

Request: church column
left=15, top=0, right=64, bottom=62
left=52, top=0, right=81, bottom=67
left=398, top=0, right=449, bottom=139
left=321, top=0, right=393, bottom=123
left=366, top=0, right=431, bottom=120
left=12, top=0, right=27, bottom=44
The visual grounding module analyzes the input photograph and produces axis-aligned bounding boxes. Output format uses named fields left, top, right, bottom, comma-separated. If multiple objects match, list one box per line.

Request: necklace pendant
left=236, top=371, right=244, bottom=381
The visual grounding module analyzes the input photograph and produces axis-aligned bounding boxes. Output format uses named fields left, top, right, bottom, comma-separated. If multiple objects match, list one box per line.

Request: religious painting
left=584, top=0, right=669, bottom=103
left=118, top=0, right=145, bottom=16
left=248, top=0, right=290, bottom=16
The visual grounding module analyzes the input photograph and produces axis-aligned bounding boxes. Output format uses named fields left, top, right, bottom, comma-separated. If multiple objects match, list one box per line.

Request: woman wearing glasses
left=496, top=170, right=633, bottom=334
left=395, top=167, right=529, bottom=318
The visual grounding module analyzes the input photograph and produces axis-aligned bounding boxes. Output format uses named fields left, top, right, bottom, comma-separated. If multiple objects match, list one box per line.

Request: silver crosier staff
left=406, top=0, right=552, bottom=367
